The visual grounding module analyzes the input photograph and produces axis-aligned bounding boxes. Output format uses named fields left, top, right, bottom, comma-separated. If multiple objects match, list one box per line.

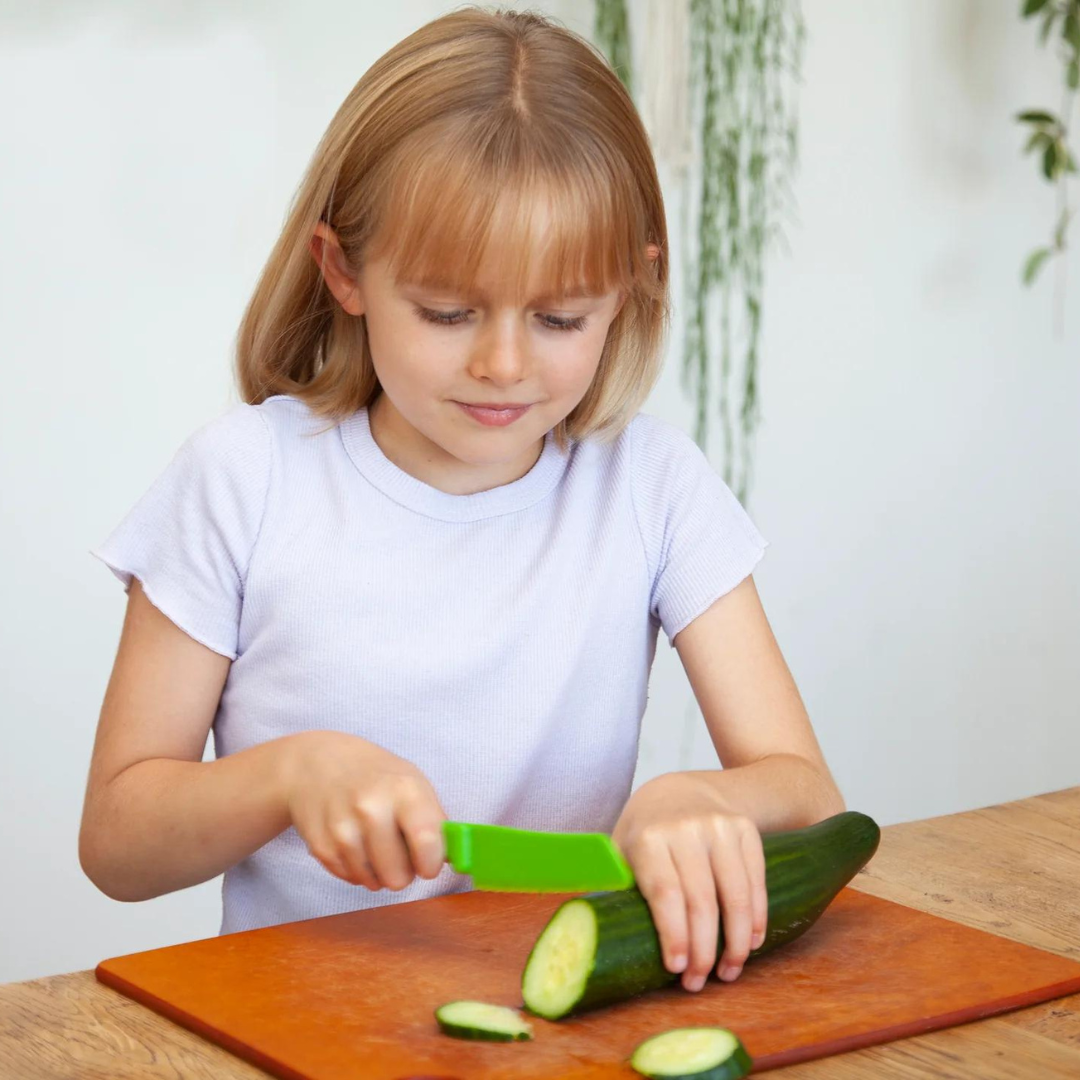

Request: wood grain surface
left=2, top=785, right=1078, bottom=1079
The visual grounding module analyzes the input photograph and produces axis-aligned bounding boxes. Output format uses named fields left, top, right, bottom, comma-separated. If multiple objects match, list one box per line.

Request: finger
left=709, top=824, right=754, bottom=980
left=327, top=811, right=380, bottom=889
left=359, top=800, right=415, bottom=891
left=669, top=835, right=720, bottom=993
left=305, top=811, right=374, bottom=888
left=742, top=823, right=769, bottom=953
left=632, top=835, right=689, bottom=976
left=397, top=793, right=446, bottom=879
left=305, top=823, right=345, bottom=880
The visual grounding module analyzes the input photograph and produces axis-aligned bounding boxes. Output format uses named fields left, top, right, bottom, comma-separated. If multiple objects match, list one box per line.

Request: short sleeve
left=90, top=403, right=272, bottom=660
left=630, top=413, right=769, bottom=648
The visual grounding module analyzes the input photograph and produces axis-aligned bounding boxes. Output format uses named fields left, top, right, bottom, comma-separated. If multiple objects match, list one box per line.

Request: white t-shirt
left=91, top=394, right=768, bottom=934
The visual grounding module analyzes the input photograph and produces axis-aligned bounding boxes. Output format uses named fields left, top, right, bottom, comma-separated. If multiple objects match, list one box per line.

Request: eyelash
left=413, top=306, right=588, bottom=333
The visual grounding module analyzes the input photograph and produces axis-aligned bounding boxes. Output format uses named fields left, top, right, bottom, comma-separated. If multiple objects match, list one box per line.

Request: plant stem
left=1054, top=45, right=1075, bottom=339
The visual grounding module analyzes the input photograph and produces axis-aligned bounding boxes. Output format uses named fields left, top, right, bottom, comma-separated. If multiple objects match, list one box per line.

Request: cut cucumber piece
left=522, top=888, right=664, bottom=1020
left=522, top=810, right=880, bottom=1019
left=434, top=1000, right=534, bottom=1041
left=631, top=1027, right=752, bottom=1079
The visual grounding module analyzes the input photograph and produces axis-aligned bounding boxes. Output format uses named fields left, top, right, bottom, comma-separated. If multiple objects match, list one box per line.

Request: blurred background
left=1, top=0, right=1076, bottom=983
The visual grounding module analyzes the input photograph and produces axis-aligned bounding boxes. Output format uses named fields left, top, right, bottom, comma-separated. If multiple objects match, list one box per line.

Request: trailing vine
left=683, top=0, right=804, bottom=503
left=595, top=0, right=803, bottom=504
left=1017, top=0, right=1078, bottom=336
left=594, top=0, right=634, bottom=98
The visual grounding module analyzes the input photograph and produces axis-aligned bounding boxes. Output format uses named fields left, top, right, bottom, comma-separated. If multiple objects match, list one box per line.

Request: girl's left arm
left=611, top=574, right=846, bottom=994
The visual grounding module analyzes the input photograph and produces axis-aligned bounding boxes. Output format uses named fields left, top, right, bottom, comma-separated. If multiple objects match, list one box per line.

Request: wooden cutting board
left=96, top=885, right=1080, bottom=1078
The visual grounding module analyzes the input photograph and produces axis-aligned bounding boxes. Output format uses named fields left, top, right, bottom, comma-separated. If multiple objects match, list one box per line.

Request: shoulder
left=183, top=393, right=331, bottom=462
left=619, top=411, right=756, bottom=543
left=184, top=400, right=268, bottom=456
left=166, top=399, right=280, bottom=505
left=621, top=410, right=717, bottom=491
left=625, top=410, right=701, bottom=460
left=579, top=411, right=699, bottom=466
left=572, top=411, right=716, bottom=507
left=245, top=392, right=344, bottom=447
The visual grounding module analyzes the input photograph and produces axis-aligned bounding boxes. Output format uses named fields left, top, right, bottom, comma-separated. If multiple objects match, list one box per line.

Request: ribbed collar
left=339, top=405, right=571, bottom=522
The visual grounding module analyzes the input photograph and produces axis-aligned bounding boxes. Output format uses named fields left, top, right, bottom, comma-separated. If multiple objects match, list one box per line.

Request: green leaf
left=1069, top=56, right=1080, bottom=88
left=1065, top=10, right=1080, bottom=50
left=1016, top=109, right=1058, bottom=125
left=1022, top=247, right=1052, bottom=285
left=1023, top=0, right=1050, bottom=15
left=1040, top=7, right=1059, bottom=42
left=1024, top=130, right=1053, bottom=153
left=1065, top=149, right=1079, bottom=173
left=1043, top=140, right=1060, bottom=179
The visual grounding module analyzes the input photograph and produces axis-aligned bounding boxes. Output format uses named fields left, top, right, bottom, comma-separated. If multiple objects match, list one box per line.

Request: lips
left=455, top=401, right=533, bottom=427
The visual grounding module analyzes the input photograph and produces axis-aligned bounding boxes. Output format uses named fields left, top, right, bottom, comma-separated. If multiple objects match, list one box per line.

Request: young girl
left=79, top=5, right=844, bottom=996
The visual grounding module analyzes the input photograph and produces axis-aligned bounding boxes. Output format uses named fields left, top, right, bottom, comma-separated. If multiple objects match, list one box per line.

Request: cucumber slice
left=631, top=1027, right=753, bottom=1079
left=520, top=896, right=600, bottom=1019
left=434, top=1000, right=534, bottom=1041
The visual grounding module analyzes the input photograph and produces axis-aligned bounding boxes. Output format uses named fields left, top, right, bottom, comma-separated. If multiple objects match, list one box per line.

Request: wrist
left=272, top=731, right=311, bottom=816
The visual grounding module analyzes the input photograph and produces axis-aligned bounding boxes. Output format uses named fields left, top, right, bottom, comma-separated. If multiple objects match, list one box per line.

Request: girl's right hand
left=281, top=730, right=448, bottom=891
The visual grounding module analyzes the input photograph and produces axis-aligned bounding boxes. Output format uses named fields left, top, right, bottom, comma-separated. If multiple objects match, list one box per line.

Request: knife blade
left=442, top=820, right=636, bottom=892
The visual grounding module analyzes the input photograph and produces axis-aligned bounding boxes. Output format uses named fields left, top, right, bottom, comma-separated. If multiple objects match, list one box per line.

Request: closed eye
left=413, top=306, right=588, bottom=333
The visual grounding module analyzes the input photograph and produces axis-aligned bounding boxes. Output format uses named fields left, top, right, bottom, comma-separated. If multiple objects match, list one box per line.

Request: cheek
left=535, top=350, right=594, bottom=400
left=516, top=324, right=606, bottom=373
left=549, top=326, right=610, bottom=389
left=366, top=317, right=449, bottom=386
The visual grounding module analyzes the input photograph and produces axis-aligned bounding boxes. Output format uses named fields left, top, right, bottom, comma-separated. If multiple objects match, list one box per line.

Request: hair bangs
left=366, top=122, right=639, bottom=308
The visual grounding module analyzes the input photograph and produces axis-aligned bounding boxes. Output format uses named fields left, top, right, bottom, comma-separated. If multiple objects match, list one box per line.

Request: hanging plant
left=594, top=0, right=634, bottom=98
left=1016, top=0, right=1078, bottom=337
left=683, top=0, right=804, bottom=503
left=596, top=0, right=804, bottom=504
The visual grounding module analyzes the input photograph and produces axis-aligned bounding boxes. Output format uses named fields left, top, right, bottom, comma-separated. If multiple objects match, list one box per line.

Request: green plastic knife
left=442, top=820, right=636, bottom=892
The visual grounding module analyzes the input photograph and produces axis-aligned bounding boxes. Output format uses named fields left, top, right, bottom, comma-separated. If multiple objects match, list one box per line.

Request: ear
left=309, top=222, right=364, bottom=316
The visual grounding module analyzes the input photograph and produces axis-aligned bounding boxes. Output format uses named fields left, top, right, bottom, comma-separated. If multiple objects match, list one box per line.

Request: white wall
left=1, top=0, right=1075, bottom=984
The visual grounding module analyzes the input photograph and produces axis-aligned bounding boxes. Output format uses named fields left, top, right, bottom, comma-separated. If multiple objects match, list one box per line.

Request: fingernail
left=752, top=930, right=765, bottom=949
left=721, top=965, right=741, bottom=981
left=671, top=954, right=687, bottom=973
left=686, top=974, right=706, bottom=992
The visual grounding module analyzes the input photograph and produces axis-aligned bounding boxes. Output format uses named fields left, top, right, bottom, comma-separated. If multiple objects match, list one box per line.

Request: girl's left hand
left=610, top=772, right=768, bottom=993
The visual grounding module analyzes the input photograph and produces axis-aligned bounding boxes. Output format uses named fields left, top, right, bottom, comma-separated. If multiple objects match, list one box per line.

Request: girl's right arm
left=79, top=578, right=447, bottom=903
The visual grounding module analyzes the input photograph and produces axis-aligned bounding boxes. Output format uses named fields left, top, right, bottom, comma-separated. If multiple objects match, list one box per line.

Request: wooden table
left=2, top=786, right=1078, bottom=1079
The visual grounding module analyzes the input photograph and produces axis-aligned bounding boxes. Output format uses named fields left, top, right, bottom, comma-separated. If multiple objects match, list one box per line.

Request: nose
left=466, top=317, right=530, bottom=386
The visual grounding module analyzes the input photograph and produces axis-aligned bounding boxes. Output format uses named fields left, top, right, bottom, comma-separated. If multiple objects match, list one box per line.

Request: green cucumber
left=434, top=1000, right=534, bottom=1041
left=630, top=1027, right=753, bottom=1079
left=521, top=809, right=880, bottom=1019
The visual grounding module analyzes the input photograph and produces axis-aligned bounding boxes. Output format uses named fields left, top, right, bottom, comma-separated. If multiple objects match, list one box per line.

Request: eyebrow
left=400, top=277, right=603, bottom=304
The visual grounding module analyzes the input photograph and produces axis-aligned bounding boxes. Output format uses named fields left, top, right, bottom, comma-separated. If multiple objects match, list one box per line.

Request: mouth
left=454, top=401, right=534, bottom=427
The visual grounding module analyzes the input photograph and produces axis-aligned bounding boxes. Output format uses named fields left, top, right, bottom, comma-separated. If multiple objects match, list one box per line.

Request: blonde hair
left=235, top=4, right=670, bottom=451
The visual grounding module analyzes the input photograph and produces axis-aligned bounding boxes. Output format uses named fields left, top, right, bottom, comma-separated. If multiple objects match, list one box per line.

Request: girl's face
left=310, top=218, right=656, bottom=496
